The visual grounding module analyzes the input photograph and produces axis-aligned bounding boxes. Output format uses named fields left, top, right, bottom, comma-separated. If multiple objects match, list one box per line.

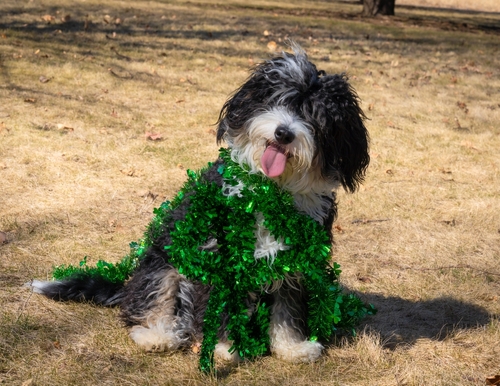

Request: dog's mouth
left=261, top=141, right=291, bottom=178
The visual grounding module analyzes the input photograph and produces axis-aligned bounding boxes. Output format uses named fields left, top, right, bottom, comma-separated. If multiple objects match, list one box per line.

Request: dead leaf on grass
left=356, top=274, right=372, bottom=283
left=145, top=132, right=163, bottom=141
left=39, top=75, right=52, bottom=83
left=457, top=101, right=468, bottom=113
left=61, top=14, right=71, bottom=23
left=191, top=342, right=201, bottom=354
left=138, top=190, right=158, bottom=200
left=53, top=341, right=61, bottom=349
left=24, top=98, right=36, bottom=103
left=41, top=14, right=55, bottom=23
left=0, top=231, right=9, bottom=244
left=108, top=68, right=133, bottom=79
left=267, top=41, right=277, bottom=51
left=56, top=124, right=74, bottom=132
left=120, top=168, right=137, bottom=177
left=486, top=375, right=500, bottom=385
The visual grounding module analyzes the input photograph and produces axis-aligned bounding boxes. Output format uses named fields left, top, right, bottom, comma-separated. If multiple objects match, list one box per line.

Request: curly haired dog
left=31, top=46, right=369, bottom=364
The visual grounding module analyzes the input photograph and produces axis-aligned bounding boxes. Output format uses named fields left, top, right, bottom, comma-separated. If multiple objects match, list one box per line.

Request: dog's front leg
left=269, top=278, right=323, bottom=362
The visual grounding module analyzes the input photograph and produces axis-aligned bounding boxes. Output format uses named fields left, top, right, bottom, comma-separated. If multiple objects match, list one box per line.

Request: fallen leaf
left=103, top=15, right=112, bottom=24
left=191, top=342, right=201, bottom=354
left=56, top=124, right=74, bottom=132
left=120, top=168, right=136, bottom=177
left=357, top=275, right=372, bottom=283
left=41, top=14, right=55, bottom=23
left=53, top=341, right=61, bottom=349
left=145, top=132, right=163, bottom=141
left=385, top=169, right=394, bottom=175
left=61, top=14, right=71, bottom=23
left=39, top=75, right=52, bottom=83
left=334, top=225, right=344, bottom=233
left=177, top=164, right=184, bottom=169
left=0, top=231, right=9, bottom=244
left=486, top=375, right=500, bottom=386
left=267, top=41, right=277, bottom=51
left=138, top=190, right=158, bottom=200
left=24, top=98, right=36, bottom=103
left=263, top=30, right=270, bottom=36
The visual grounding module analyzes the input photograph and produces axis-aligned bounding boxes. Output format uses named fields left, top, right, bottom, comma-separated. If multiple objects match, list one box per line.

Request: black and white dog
left=32, top=47, right=369, bottom=363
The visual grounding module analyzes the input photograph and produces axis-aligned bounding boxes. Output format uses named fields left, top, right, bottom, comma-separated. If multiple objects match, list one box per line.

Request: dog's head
left=217, top=47, right=369, bottom=193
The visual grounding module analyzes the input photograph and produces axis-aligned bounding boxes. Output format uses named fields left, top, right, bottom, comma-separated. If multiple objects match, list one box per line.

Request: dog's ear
left=309, top=74, right=369, bottom=192
left=216, top=67, right=273, bottom=144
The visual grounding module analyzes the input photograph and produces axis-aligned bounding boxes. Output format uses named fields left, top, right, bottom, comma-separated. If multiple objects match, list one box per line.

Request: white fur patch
left=26, top=279, right=53, bottom=294
left=129, top=322, right=185, bottom=352
left=253, top=212, right=289, bottom=264
left=222, top=178, right=246, bottom=198
left=214, top=341, right=241, bottom=363
left=269, top=323, right=323, bottom=363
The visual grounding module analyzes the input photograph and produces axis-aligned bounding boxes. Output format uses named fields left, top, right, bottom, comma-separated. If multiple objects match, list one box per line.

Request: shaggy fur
left=31, top=46, right=369, bottom=363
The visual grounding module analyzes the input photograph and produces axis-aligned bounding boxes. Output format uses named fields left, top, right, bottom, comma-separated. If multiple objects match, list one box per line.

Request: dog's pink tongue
left=261, top=145, right=287, bottom=177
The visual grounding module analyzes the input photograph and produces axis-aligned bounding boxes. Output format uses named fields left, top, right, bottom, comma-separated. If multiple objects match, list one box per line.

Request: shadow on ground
left=356, top=292, right=494, bottom=348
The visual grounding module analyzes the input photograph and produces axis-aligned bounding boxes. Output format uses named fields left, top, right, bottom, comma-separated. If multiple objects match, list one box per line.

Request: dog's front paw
left=272, top=339, right=323, bottom=363
left=214, top=341, right=241, bottom=363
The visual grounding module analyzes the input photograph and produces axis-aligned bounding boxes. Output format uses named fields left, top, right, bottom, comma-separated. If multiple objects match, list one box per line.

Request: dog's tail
left=29, top=276, right=125, bottom=306
left=28, top=254, right=138, bottom=306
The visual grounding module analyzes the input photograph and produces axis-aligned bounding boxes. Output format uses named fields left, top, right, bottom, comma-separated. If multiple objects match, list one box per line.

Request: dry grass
left=1, top=0, right=499, bottom=385
left=397, top=0, right=499, bottom=13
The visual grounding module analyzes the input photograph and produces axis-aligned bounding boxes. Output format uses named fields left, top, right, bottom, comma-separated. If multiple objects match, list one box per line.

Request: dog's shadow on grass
left=355, top=292, right=494, bottom=348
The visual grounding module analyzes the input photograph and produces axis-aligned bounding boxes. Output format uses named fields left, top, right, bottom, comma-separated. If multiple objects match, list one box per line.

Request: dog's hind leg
left=269, top=279, right=323, bottom=362
left=119, top=250, right=191, bottom=352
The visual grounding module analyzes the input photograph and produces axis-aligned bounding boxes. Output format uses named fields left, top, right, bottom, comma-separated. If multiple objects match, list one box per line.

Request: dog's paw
left=129, top=325, right=182, bottom=352
left=272, top=339, right=323, bottom=363
left=214, top=341, right=241, bottom=363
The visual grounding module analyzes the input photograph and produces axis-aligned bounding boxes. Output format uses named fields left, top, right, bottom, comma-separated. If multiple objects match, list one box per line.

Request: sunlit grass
left=1, top=0, right=499, bottom=385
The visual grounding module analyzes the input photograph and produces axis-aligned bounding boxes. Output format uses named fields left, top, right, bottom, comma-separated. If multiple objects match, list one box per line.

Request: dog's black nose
left=274, top=125, right=295, bottom=145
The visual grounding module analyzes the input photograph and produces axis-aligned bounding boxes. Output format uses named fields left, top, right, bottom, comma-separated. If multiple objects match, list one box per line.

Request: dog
left=31, top=46, right=369, bottom=364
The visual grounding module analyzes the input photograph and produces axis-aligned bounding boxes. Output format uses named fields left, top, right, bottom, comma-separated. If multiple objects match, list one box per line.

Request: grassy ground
left=1, top=0, right=499, bottom=385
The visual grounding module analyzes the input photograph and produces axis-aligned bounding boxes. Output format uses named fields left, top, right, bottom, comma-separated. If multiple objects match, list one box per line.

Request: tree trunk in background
left=362, top=0, right=396, bottom=16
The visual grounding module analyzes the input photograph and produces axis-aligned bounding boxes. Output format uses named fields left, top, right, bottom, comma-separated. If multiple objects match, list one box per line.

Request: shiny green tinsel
left=52, top=148, right=375, bottom=372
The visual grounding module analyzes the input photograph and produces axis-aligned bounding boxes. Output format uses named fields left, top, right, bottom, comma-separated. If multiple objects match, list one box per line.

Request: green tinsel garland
left=53, top=148, right=375, bottom=372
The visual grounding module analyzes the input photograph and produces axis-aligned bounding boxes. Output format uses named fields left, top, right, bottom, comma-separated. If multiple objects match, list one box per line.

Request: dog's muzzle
left=261, top=126, right=295, bottom=178
left=274, top=125, right=295, bottom=145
